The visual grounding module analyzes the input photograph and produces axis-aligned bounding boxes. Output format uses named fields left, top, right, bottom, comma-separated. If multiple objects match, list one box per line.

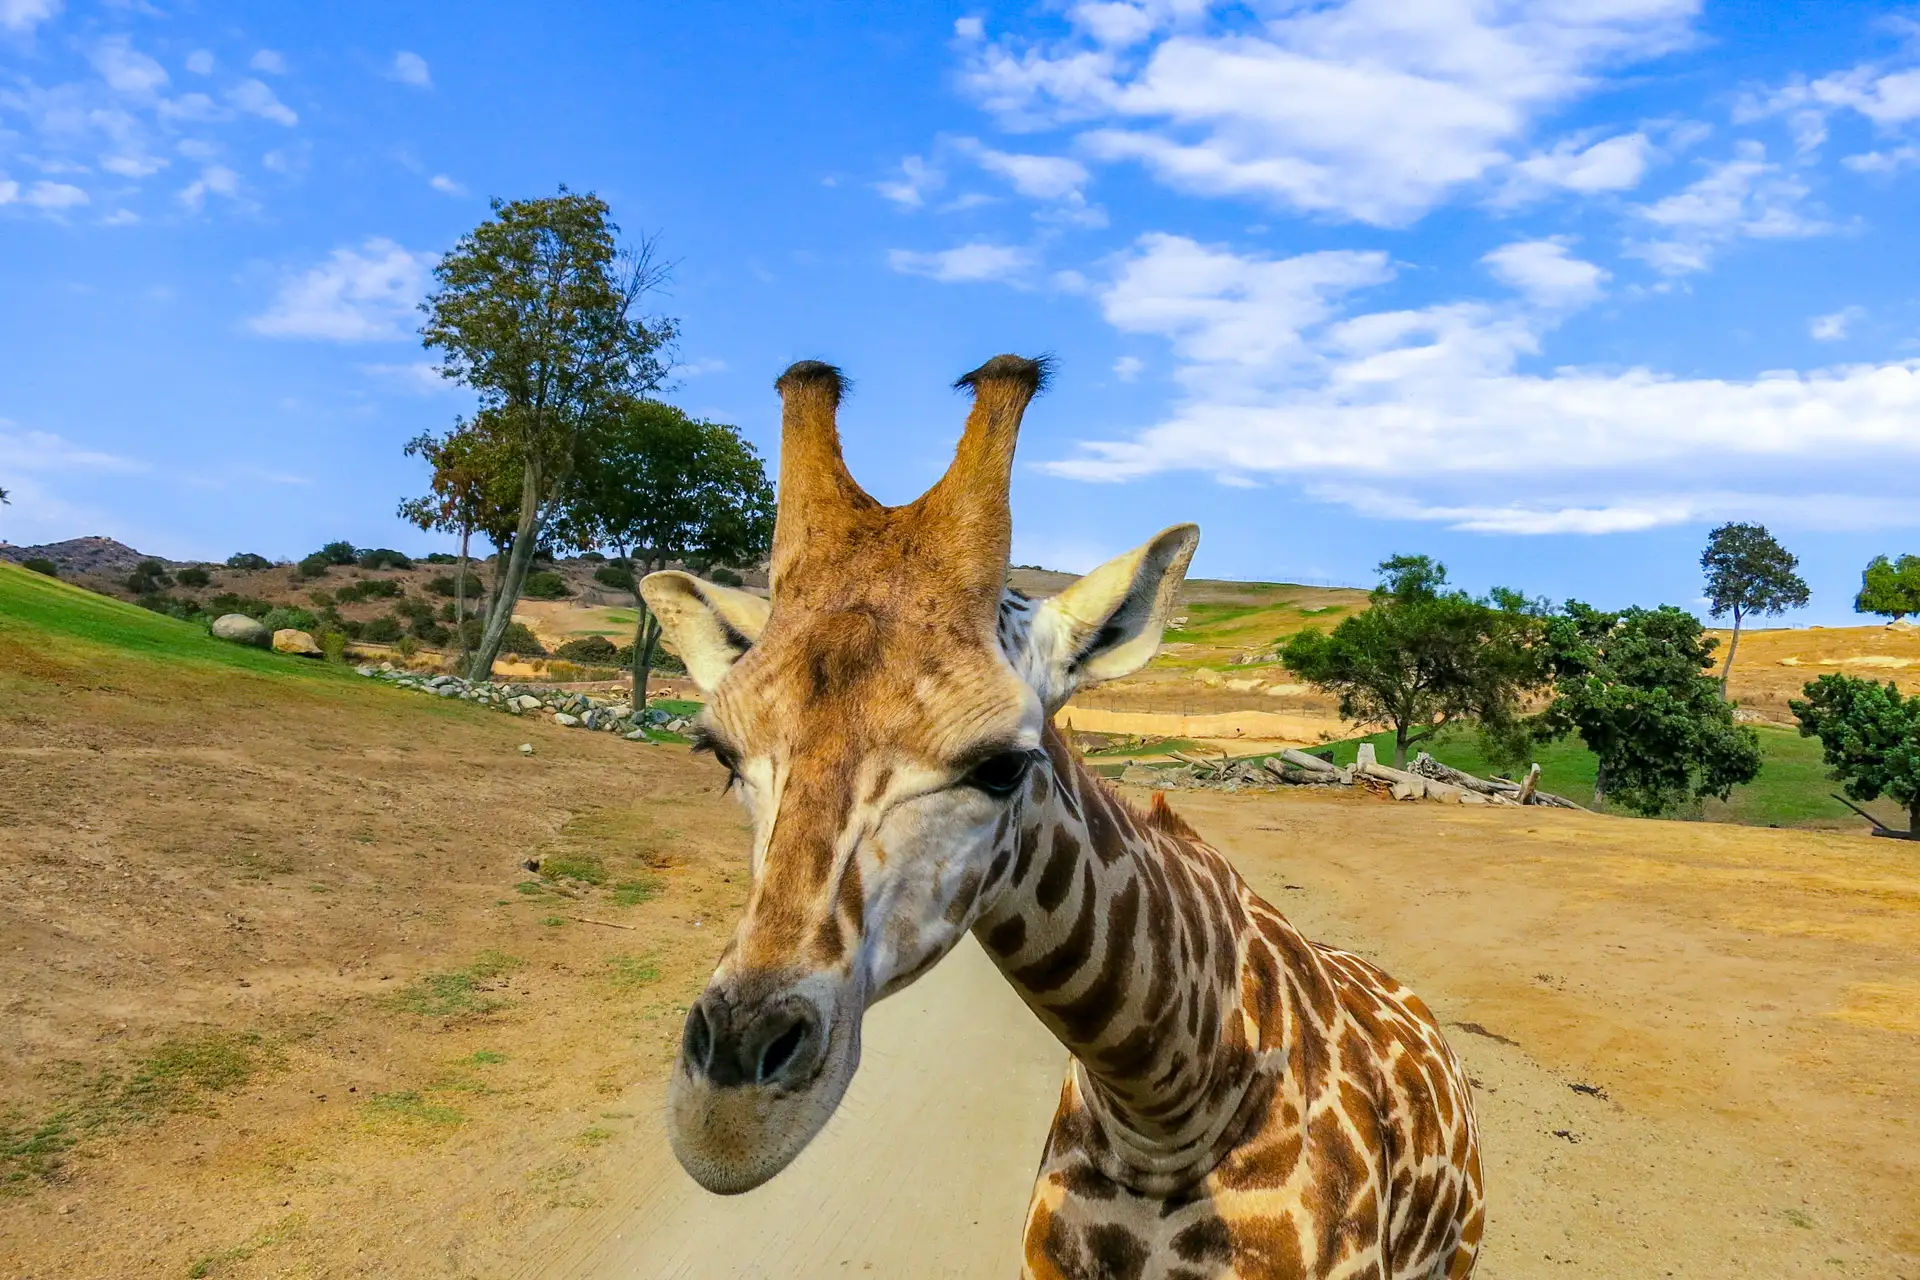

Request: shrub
left=318, top=541, right=358, bottom=566
left=417, top=622, right=452, bottom=647
left=336, top=618, right=366, bottom=640
left=361, top=578, right=402, bottom=599
left=356, top=547, right=413, bottom=571
left=554, top=635, right=620, bottom=664
left=126, top=558, right=172, bottom=594
left=578, top=551, right=606, bottom=563
left=295, top=554, right=331, bottom=579
left=427, top=572, right=484, bottom=598
left=307, top=588, right=335, bottom=606
left=424, top=552, right=458, bottom=565
left=395, top=598, right=436, bottom=623
left=259, top=605, right=319, bottom=634
left=136, top=593, right=195, bottom=619
left=614, top=642, right=686, bottom=675
left=499, top=622, right=547, bottom=656
left=363, top=616, right=403, bottom=644
left=175, top=565, right=211, bottom=588
left=709, top=566, right=744, bottom=588
left=396, top=635, right=420, bottom=660
left=319, top=630, right=349, bottom=664
left=593, top=562, right=635, bottom=591
left=20, top=557, right=58, bottom=577
left=225, top=552, right=272, bottom=572
left=522, top=569, right=571, bottom=600
left=206, top=592, right=272, bottom=619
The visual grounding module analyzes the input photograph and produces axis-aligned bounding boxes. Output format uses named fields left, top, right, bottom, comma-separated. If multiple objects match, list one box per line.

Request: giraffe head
left=643, top=355, right=1196, bottom=1194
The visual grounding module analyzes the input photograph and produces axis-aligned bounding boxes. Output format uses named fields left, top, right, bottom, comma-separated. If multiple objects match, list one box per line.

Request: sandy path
left=540, top=937, right=1066, bottom=1279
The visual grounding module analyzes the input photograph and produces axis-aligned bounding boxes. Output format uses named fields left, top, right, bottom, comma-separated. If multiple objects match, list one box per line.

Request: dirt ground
left=3, top=640, right=1917, bottom=1277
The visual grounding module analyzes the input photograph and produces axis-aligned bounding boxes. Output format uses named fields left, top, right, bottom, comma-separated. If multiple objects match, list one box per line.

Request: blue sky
left=3, top=0, right=1918, bottom=623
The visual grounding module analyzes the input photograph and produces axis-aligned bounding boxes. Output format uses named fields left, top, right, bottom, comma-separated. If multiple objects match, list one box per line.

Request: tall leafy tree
left=419, top=188, right=676, bottom=680
left=1854, top=554, right=1920, bottom=624
left=1535, top=602, right=1762, bottom=815
left=397, top=422, right=518, bottom=659
left=1281, top=555, right=1545, bottom=767
left=1792, top=674, right=1920, bottom=837
left=1700, top=522, right=1810, bottom=697
left=564, top=398, right=774, bottom=704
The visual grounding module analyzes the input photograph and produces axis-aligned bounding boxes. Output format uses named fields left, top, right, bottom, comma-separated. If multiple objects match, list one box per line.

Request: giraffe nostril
left=756, top=1019, right=807, bottom=1084
left=683, top=1003, right=715, bottom=1075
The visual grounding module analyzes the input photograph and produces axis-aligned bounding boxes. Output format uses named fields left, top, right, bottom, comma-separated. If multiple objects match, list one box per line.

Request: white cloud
left=1809, top=306, right=1863, bottom=341
left=1503, top=132, right=1653, bottom=201
left=1, top=0, right=60, bottom=32
left=0, top=426, right=144, bottom=474
left=22, top=179, right=87, bottom=208
left=0, top=180, right=16, bottom=205
left=228, top=78, right=297, bottom=126
left=177, top=164, right=238, bottom=210
left=1481, top=238, right=1607, bottom=309
left=1757, top=62, right=1920, bottom=128
left=1627, top=142, right=1826, bottom=275
left=963, top=0, right=1700, bottom=226
left=389, top=51, right=432, bottom=89
left=359, top=361, right=451, bottom=394
left=185, top=49, right=214, bottom=76
left=91, top=35, right=168, bottom=97
left=249, top=238, right=435, bottom=341
left=428, top=173, right=465, bottom=196
left=1843, top=145, right=1920, bottom=174
left=971, top=144, right=1087, bottom=200
left=876, top=154, right=942, bottom=208
left=101, top=151, right=167, bottom=177
left=1113, top=355, right=1143, bottom=382
left=953, top=16, right=983, bottom=41
left=887, top=241, right=1035, bottom=283
left=249, top=49, right=286, bottom=75
left=678, top=357, right=727, bottom=377
left=1037, top=234, right=1920, bottom=534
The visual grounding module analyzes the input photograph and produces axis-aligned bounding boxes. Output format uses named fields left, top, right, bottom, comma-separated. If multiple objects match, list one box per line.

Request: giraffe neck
left=971, top=725, right=1279, bottom=1194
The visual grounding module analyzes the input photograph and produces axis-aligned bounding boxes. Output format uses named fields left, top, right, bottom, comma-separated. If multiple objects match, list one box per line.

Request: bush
left=333, top=579, right=401, bottom=602
left=499, top=622, right=547, bottom=656
left=319, top=630, right=349, bottom=664
left=424, top=552, right=458, bottom=564
left=206, top=592, right=272, bottom=619
left=395, top=598, right=436, bottom=623
left=318, top=541, right=358, bottom=566
left=259, top=605, right=319, bottom=634
left=615, top=642, right=687, bottom=675
left=136, top=593, right=196, bottom=619
left=427, top=572, right=484, bottom=598
left=356, top=547, right=413, bottom=571
left=20, top=557, right=58, bottom=577
left=362, top=616, right=403, bottom=644
left=295, top=554, right=331, bottom=579
left=522, top=569, right=571, bottom=600
left=308, top=588, right=335, bottom=606
left=126, top=558, right=172, bottom=594
left=176, top=565, right=212, bottom=588
left=396, top=635, right=420, bottom=660
left=336, top=617, right=366, bottom=640
left=554, top=635, right=620, bottom=664
left=578, top=551, right=606, bottom=563
left=225, top=552, right=272, bottom=572
left=709, top=566, right=744, bottom=588
left=417, top=622, right=452, bottom=647
left=593, top=562, right=635, bottom=591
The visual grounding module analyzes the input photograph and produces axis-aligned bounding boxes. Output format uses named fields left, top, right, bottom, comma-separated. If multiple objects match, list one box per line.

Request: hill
left=0, top=535, right=158, bottom=576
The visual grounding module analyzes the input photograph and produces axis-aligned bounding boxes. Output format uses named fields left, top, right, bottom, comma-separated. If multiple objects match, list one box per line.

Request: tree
left=399, top=423, right=518, bottom=664
left=1281, top=555, right=1544, bottom=767
left=1534, top=602, right=1762, bottom=816
left=419, top=188, right=676, bottom=680
left=1792, top=675, right=1920, bottom=837
left=1701, top=522, right=1810, bottom=697
left=564, top=397, right=774, bottom=705
left=1855, top=554, right=1920, bottom=623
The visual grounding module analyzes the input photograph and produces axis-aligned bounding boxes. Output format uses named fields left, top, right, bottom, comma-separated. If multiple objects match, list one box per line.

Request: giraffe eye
left=966, top=751, right=1033, bottom=797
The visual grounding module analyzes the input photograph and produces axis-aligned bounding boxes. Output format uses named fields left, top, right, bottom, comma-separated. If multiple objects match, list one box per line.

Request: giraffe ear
left=639, top=571, right=771, bottom=692
left=1026, top=524, right=1198, bottom=705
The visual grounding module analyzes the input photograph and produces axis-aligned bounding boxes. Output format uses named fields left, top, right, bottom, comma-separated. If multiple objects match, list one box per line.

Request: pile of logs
left=1137, top=745, right=1585, bottom=809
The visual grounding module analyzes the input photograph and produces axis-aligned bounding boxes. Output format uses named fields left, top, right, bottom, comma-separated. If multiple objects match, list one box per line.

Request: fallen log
left=1354, top=745, right=1467, bottom=803
left=1279, top=748, right=1338, bottom=774
left=1411, top=752, right=1521, bottom=797
left=1262, top=758, right=1344, bottom=785
left=1515, top=762, right=1540, bottom=805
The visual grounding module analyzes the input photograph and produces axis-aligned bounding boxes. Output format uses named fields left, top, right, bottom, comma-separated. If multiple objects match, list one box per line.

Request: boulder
left=271, top=628, right=323, bottom=657
left=553, top=712, right=581, bottom=728
left=212, top=614, right=271, bottom=648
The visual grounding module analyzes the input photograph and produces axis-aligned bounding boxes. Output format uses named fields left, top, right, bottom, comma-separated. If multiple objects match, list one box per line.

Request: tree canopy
left=1281, top=555, right=1544, bottom=767
left=1534, top=602, right=1761, bottom=816
left=1854, top=554, right=1920, bottom=623
left=1700, top=522, right=1810, bottom=696
left=419, top=188, right=676, bottom=679
left=1791, top=674, right=1920, bottom=836
left=564, top=397, right=775, bottom=701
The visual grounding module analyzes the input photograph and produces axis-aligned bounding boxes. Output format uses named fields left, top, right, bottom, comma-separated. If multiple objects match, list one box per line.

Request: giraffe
left=641, top=355, right=1484, bottom=1279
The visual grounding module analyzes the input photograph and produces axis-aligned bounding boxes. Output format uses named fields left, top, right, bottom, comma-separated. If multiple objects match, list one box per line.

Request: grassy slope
left=1302, top=721, right=1906, bottom=831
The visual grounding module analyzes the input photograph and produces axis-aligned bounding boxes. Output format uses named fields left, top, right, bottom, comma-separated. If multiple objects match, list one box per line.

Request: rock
left=609, top=704, right=633, bottom=718
left=553, top=712, right=581, bottom=728
left=271, top=628, right=323, bottom=657
left=1119, top=762, right=1160, bottom=786
left=511, top=694, right=543, bottom=713
left=518, top=743, right=534, bottom=755
left=437, top=685, right=461, bottom=697
left=212, top=614, right=271, bottom=648
left=356, top=665, right=377, bottom=677
left=624, top=729, right=652, bottom=742
left=647, top=708, right=671, bottom=725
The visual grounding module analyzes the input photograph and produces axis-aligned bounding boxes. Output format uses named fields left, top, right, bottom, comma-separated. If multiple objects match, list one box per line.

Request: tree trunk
left=1910, top=796, right=1920, bottom=838
left=1719, top=605, right=1744, bottom=698
left=1593, top=758, right=1608, bottom=808
left=620, top=552, right=659, bottom=710
left=454, top=523, right=472, bottom=665
left=467, top=458, right=546, bottom=681
left=1393, top=724, right=1410, bottom=770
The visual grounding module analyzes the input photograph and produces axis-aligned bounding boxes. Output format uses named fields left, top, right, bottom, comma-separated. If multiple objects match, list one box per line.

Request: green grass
left=386, top=951, right=523, bottom=1017
left=610, top=876, right=662, bottom=906
left=605, top=953, right=661, bottom=990
left=541, top=852, right=607, bottom=885
left=648, top=698, right=703, bottom=717
left=1084, top=736, right=1202, bottom=759
left=362, top=1090, right=465, bottom=1128
left=1291, top=722, right=1905, bottom=830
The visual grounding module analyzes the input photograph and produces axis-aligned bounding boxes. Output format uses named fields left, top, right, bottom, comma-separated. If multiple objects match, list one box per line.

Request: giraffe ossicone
left=642, top=355, right=1484, bottom=1278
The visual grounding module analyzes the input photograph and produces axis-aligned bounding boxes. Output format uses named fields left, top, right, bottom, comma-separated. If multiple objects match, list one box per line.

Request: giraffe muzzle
left=680, top=990, right=826, bottom=1090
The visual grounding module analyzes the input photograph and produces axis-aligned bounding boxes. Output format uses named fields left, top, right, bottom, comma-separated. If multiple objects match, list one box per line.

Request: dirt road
left=540, top=939, right=1065, bottom=1279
